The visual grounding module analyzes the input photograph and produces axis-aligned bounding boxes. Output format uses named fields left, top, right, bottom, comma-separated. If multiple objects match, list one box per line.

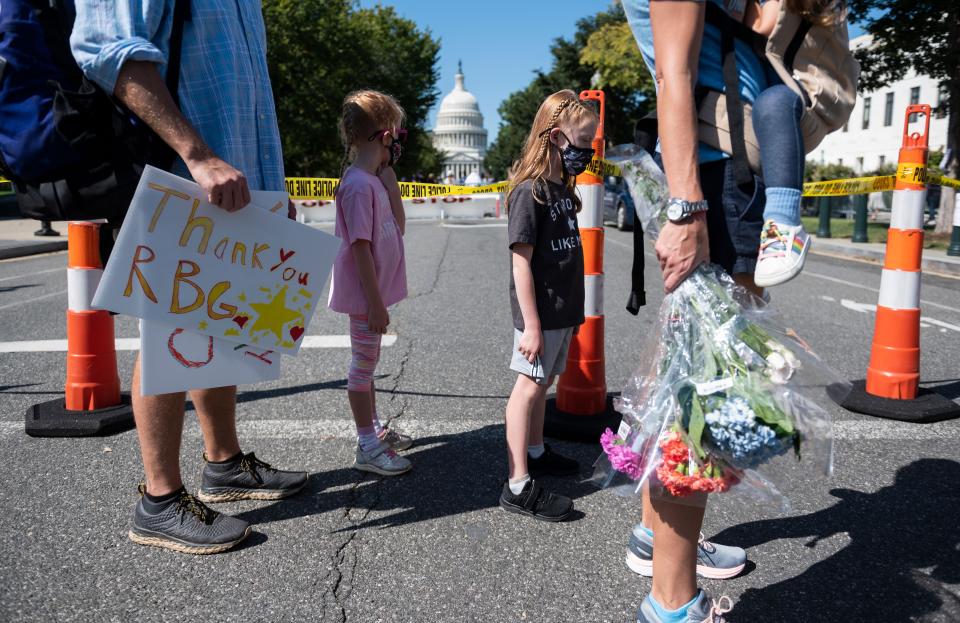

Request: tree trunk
left=935, top=21, right=960, bottom=234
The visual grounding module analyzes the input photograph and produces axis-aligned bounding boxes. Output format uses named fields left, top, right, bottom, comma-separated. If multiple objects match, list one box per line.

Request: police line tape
left=3, top=158, right=957, bottom=201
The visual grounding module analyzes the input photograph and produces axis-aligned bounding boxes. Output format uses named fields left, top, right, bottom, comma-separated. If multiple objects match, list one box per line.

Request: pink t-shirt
left=328, top=167, right=407, bottom=315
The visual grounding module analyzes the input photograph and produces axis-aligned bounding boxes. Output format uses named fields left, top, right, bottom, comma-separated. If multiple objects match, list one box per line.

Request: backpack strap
left=167, top=0, right=191, bottom=106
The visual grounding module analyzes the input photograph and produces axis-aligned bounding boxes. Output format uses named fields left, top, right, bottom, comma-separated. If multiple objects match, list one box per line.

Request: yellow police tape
left=3, top=158, right=958, bottom=201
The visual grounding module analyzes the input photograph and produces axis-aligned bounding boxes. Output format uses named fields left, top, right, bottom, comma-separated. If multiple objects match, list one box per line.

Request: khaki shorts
left=509, top=327, right=575, bottom=385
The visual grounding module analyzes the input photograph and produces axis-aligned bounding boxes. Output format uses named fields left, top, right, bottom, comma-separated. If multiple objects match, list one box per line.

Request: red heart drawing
left=289, top=326, right=304, bottom=342
left=233, top=315, right=249, bottom=329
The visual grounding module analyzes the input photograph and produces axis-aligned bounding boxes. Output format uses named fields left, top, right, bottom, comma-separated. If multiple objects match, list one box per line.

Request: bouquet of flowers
left=592, top=147, right=842, bottom=507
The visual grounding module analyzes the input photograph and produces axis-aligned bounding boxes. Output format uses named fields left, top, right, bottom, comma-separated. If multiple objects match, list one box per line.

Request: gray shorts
left=509, top=327, right=575, bottom=385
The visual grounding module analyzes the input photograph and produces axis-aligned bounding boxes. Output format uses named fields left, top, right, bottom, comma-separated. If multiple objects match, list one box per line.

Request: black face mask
left=557, top=132, right=594, bottom=176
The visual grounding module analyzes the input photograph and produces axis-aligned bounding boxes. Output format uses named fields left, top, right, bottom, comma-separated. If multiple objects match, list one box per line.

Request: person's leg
left=191, top=385, right=241, bottom=462
left=505, top=374, right=546, bottom=480
left=132, top=355, right=187, bottom=496
left=649, top=496, right=707, bottom=609
left=526, top=375, right=551, bottom=448
left=753, top=85, right=805, bottom=226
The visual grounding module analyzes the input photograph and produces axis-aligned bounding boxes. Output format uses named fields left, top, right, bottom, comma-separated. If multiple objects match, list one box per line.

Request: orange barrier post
left=26, top=222, right=134, bottom=436
left=545, top=90, right=621, bottom=440
left=838, top=105, right=960, bottom=423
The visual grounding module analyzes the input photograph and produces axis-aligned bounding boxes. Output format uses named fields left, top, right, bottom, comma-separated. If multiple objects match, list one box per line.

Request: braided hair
left=335, top=90, right=405, bottom=198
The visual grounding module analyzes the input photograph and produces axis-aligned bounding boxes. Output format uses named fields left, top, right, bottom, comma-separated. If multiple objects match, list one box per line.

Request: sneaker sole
left=127, top=526, right=251, bottom=555
left=625, top=549, right=746, bottom=580
left=499, top=497, right=572, bottom=522
left=754, top=238, right=811, bottom=288
left=352, top=461, right=412, bottom=477
left=196, top=480, right=308, bottom=503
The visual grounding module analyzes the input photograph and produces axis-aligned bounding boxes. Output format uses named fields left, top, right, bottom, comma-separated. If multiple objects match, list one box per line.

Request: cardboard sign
left=139, top=189, right=288, bottom=396
left=94, top=166, right=338, bottom=355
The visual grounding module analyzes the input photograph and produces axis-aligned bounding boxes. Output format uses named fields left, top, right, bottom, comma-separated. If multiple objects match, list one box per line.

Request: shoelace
left=703, top=595, right=733, bottom=622
left=175, top=490, right=214, bottom=524
left=237, top=452, right=275, bottom=485
left=759, top=222, right=788, bottom=259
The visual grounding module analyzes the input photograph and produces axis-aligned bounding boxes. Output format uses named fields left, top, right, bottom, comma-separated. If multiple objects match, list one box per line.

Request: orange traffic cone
left=839, top=105, right=960, bottom=423
left=26, top=222, right=134, bottom=436
left=545, top=90, right=620, bottom=440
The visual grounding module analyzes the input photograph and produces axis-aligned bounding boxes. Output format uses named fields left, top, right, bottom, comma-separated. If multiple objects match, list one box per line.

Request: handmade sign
left=139, top=190, right=288, bottom=396
left=94, top=166, right=338, bottom=355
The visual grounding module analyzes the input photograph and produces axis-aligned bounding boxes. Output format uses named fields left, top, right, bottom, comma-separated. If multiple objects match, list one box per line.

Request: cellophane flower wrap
left=591, top=146, right=848, bottom=509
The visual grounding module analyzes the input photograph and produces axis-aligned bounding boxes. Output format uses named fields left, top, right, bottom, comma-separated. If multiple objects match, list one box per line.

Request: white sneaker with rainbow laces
left=754, top=220, right=811, bottom=287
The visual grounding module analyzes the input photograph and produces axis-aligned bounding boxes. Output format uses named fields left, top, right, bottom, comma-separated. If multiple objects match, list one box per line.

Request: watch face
left=667, top=202, right=682, bottom=221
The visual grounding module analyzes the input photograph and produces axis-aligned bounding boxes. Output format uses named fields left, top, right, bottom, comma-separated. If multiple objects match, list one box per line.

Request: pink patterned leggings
left=348, top=314, right=382, bottom=392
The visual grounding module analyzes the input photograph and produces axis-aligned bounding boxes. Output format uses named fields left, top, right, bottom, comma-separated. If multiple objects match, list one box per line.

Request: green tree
left=847, top=0, right=959, bottom=232
left=263, top=0, right=444, bottom=180
left=484, top=4, right=652, bottom=179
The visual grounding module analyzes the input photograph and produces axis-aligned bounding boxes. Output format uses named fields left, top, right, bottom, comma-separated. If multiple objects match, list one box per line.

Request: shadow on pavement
left=714, top=458, right=960, bottom=623
left=235, top=425, right=601, bottom=529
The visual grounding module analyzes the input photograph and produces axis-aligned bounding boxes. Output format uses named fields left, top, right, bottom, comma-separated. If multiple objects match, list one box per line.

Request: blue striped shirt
left=70, top=0, right=285, bottom=191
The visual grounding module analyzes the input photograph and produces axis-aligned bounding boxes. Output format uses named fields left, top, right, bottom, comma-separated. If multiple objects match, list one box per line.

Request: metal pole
left=852, top=194, right=869, bottom=242
left=817, top=196, right=832, bottom=238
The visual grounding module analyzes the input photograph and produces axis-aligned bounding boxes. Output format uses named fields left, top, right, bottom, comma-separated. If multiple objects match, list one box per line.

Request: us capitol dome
left=431, top=61, right=487, bottom=184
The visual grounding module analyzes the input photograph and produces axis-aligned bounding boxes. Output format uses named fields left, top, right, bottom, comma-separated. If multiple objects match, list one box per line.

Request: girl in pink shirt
left=328, top=90, right=412, bottom=476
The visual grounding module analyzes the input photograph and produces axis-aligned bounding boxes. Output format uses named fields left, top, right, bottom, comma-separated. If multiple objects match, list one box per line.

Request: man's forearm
left=113, top=60, right=212, bottom=166
left=657, top=77, right=703, bottom=201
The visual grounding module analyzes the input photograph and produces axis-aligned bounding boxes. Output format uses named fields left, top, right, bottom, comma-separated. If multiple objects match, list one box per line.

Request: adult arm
left=650, top=0, right=711, bottom=292
left=378, top=166, right=405, bottom=235
left=352, top=241, right=389, bottom=333
left=511, top=244, right=542, bottom=363
left=70, top=1, right=249, bottom=211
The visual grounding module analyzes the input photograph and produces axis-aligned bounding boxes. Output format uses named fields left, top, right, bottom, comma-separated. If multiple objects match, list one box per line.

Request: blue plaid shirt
left=70, top=0, right=285, bottom=191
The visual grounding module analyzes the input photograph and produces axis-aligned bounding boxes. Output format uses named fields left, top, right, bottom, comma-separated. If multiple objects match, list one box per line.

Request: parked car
left=603, top=176, right=635, bottom=231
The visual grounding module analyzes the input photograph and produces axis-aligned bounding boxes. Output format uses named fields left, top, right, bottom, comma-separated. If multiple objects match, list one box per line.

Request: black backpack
left=0, top=0, right=189, bottom=222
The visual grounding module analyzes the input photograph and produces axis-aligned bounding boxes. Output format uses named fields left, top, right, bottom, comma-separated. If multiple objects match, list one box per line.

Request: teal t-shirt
left=623, top=0, right=768, bottom=163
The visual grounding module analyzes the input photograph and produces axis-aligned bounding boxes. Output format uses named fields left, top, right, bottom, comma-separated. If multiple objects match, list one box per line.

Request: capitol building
left=432, top=62, right=487, bottom=184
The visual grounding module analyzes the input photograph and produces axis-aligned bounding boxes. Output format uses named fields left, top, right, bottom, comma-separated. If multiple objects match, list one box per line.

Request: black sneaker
left=499, top=479, right=573, bottom=522
left=528, top=444, right=580, bottom=477
left=197, top=451, right=308, bottom=503
left=129, top=485, right=251, bottom=555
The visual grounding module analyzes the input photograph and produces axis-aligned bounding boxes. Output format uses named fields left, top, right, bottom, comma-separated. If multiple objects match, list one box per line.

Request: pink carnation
left=600, top=428, right=646, bottom=480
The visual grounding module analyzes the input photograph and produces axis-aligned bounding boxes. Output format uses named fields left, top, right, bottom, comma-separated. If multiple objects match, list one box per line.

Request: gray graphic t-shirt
left=507, top=179, right=585, bottom=331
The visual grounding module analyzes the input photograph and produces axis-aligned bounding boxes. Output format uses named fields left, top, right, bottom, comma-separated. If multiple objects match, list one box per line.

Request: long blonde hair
left=335, top=90, right=405, bottom=196
left=785, top=0, right=846, bottom=26
left=505, top=90, right=598, bottom=214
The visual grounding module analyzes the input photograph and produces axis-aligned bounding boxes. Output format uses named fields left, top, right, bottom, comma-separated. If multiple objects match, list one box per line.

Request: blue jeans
left=753, top=84, right=804, bottom=191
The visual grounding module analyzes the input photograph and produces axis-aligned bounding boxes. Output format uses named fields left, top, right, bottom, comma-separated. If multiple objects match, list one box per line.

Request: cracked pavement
left=2, top=221, right=960, bottom=622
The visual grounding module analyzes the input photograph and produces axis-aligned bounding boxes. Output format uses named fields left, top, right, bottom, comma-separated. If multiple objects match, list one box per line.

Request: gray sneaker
left=626, top=525, right=747, bottom=579
left=197, top=452, right=308, bottom=503
left=353, top=441, right=412, bottom=476
left=637, top=591, right=733, bottom=623
left=128, top=485, right=251, bottom=555
left=378, top=426, right=413, bottom=451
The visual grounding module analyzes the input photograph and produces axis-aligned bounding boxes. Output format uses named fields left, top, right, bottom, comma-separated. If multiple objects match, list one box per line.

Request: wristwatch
left=666, top=197, right=709, bottom=223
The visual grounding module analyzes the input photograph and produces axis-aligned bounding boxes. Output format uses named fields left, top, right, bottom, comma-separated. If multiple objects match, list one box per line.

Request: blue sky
left=358, top=0, right=594, bottom=143
left=359, top=1, right=867, bottom=144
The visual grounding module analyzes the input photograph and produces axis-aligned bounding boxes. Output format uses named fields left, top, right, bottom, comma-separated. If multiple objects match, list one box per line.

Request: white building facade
left=815, top=35, right=949, bottom=174
left=432, top=63, right=488, bottom=183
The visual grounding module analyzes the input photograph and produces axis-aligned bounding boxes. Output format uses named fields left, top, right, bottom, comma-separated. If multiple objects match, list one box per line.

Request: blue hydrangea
left=704, top=397, right=789, bottom=468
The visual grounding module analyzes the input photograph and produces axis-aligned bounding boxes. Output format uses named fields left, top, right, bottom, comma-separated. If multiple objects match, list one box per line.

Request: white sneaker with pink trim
left=353, top=441, right=412, bottom=476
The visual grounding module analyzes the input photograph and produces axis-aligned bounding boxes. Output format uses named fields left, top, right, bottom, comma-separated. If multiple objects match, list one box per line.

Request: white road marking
left=0, top=289, right=66, bottom=312
left=0, top=267, right=62, bottom=284
left=802, top=271, right=959, bottom=314
left=839, top=298, right=960, bottom=333
left=4, top=417, right=958, bottom=440
left=0, top=334, right=398, bottom=354
left=820, top=295, right=836, bottom=302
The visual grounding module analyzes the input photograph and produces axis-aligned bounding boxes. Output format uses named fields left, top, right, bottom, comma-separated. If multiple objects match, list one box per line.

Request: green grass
left=801, top=216, right=950, bottom=251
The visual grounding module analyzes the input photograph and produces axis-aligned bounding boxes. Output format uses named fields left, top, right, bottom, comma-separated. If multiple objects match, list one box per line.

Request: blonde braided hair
left=505, top=90, right=598, bottom=214
left=334, top=90, right=405, bottom=198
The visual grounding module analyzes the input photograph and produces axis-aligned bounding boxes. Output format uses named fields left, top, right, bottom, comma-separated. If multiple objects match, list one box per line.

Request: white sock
left=509, top=474, right=531, bottom=495
left=371, top=412, right=383, bottom=435
left=528, top=444, right=545, bottom=459
left=358, top=431, right=380, bottom=452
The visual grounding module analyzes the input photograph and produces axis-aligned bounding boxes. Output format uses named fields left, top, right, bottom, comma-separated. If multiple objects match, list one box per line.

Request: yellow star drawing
left=198, top=321, right=209, bottom=331
left=248, top=285, right=301, bottom=342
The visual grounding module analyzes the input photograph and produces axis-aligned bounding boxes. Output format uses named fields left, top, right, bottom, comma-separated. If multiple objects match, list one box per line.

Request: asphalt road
left=1, top=220, right=958, bottom=623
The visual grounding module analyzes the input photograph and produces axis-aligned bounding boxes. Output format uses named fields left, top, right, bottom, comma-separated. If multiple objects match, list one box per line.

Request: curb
left=0, top=240, right=68, bottom=260
left=810, top=238, right=960, bottom=277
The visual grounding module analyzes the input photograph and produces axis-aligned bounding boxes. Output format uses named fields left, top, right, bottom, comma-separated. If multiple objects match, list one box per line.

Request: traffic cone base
left=840, top=381, right=960, bottom=424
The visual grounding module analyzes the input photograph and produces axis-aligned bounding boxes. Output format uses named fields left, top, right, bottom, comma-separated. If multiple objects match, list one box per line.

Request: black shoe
left=129, top=485, right=251, bottom=555
left=197, top=451, right=308, bottom=503
left=528, top=444, right=580, bottom=477
left=499, top=479, right=573, bottom=522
